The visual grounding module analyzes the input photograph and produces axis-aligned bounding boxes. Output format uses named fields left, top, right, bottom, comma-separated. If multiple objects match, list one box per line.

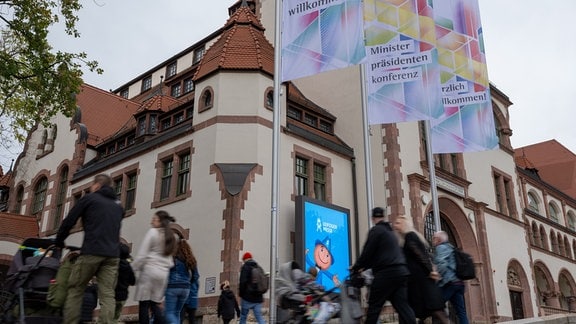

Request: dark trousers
left=366, top=273, right=416, bottom=324
left=441, top=282, right=469, bottom=324
left=181, top=306, right=196, bottom=324
left=139, top=300, right=165, bottom=324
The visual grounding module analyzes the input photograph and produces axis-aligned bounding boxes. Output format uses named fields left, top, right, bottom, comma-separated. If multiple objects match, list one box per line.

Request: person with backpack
left=351, top=207, right=416, bottom=324
left=393, top=216, right=448, bottom=324
left=239, top=252, right=266, bottom=324
left=432, top=231, right=469, bottom=324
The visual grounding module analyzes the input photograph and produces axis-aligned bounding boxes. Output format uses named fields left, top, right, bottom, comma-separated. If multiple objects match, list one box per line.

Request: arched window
left=54, top=166, right=69, bottom=229
left=534, top=266, right=551, bottom=306
left=557, top=232, right=565, bottom=256
left=549, top=202, right=560, bottom=223
left=32, top=177, right=48, bottom=215
left=550, top=230, right=558, bottom=254
left=531, top=221, right=540, bottom=246
left=51, top=125, right=57, bottom=141
left=14, top=186, right=24, bottom=214
left=558, top=272, right=575, bottom=310
left=265, top=89, right=274, bottom=109
left=198, top=87, right=214, bottom=113
left=567, top=211, right=576, bottom=231
left=540, top=225, right=548, bottom=250
left=564, top=236, right=572, bottom=259
left=41, top=130, right=48, bottom=146
left=527, top=192, right=539, bottom=213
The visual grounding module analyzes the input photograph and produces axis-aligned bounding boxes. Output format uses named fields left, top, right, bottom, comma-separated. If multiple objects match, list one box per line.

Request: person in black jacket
left=55, top=174, right=124, bottom=324
left=351, top=207, right=416, bottom=324
left=239, top=252, right=265, bottom=324
left=114, top=243, right=135, bottom=322
left=80, top=278, right=98, bottom=323
left=218, top=280, right=240, bottom=324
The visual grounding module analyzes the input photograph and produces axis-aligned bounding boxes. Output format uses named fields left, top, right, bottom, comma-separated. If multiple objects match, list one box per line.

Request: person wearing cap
left=351, top=207, right=416, bottom=324
left=239, top=252, right=266, bottom=324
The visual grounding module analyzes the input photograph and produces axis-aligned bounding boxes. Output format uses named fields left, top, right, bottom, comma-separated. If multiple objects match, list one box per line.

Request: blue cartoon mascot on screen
left=305, top=236, right=340, bottom=288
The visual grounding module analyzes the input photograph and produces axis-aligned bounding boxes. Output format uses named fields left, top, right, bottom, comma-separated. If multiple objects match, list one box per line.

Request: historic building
left=0, top=0, right=575, bottom=322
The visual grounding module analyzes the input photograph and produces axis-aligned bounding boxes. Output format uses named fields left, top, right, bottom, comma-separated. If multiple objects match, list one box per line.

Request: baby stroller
left=276, top=261, right=370, bottom=324
left=275, top=261, right=341, bottom=324
left=0, top=238, right=63, bottom=324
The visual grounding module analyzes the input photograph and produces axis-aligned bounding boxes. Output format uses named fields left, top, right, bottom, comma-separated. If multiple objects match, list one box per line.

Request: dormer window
left=166, top=62, right=177, bottom=79
left=136, top=113, right=159, bottom=137
left=138, top=116, right=146, bottom=136
left=171, top=84, right=181, bottom=98
left=149, top=114, right=158, bottom=133
left=141, top=75, right=152, bottom=92
left=286, top=105, right=335, bottom=135
left=193, top=45, right=205, bottom=64
left=183, top=78, right=194, bottom=94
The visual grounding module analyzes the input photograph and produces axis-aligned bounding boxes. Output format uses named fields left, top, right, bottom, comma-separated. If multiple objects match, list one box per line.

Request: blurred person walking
left=132, top=211, right=177, bottom=324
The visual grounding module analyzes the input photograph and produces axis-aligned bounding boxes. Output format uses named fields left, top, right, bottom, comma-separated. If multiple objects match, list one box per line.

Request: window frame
left=293, top=145, right=332, bottom=203
left=14, top=185, right=24, bottom=214
left=152, top=142, right=193, bottom=208
left=198, top=87, right=214, bottom=113
left=193, top=45, right=205, bottom=64
left=548, top=202, right=560, bottom=223
left=111, top=165, right=139, bottom=216
left=166, top=61, right=177, bottom=79
left=492, top=168, right=517, bottom=218
left=53, top=166, right=69, bottom=230
left=183, top=78, right=194, bottom=94
left=32, top=177, right=48, bottom=215
left=171, top=84, right=182, bottom=97
left=141, top=75, right=152, bottom=92
left=567, top=211, right=576, bottom=231
left=527, top=192, right=540, bottom=213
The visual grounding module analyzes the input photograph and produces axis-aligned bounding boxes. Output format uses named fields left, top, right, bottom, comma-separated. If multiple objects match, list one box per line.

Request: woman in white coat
left=132, top=210, right=177, bottom=324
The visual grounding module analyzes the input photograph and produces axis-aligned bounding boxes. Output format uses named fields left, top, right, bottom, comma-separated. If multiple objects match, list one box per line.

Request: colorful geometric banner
left=430, top=0, right=498, bottom=153
left=281, top=0, right=366, bottom=82
left=364, top=0, right=444, bottom=124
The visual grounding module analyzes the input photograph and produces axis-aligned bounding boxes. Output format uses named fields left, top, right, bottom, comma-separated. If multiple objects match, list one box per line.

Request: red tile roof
left=193, top=4, right=274, bottom=82
left=136, top=94, right=183, bottom=114
left=0, top=170, right=12, bottom=187
left=76, top=84, right=141, bottom=146
left=515, top=140, right=576, bottom=198
left=0, top=212, right=39, bottom=240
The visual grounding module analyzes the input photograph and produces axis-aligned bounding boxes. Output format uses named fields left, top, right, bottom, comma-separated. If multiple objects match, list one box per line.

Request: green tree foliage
left=0, top=0, right=101, bottom=142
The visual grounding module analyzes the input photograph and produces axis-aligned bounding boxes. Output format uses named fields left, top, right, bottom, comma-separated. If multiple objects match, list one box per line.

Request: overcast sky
left=1, top=0, right=574, bottom=171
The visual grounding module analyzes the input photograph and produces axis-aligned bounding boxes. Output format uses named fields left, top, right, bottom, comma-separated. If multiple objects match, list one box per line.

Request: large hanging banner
left=281, top=0, right=366, bottom=82
left=364, top=0, right=443, bottom=124
left=430, top=0, right=497, bottom=153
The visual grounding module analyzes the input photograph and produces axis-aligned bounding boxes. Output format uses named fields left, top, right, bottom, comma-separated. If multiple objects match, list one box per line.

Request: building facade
left=1, top=1, right=575, bottom=322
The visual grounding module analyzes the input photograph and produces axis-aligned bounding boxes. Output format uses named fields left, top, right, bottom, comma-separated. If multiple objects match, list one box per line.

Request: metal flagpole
left=359, top=64, right=374, bottom=227
left=424, top=120, right=441, bottom=231
left=269, top=0, right=282, bottom=321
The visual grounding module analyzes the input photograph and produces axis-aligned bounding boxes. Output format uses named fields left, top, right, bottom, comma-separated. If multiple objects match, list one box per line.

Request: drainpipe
left=351, top=157, right=360, bottom=257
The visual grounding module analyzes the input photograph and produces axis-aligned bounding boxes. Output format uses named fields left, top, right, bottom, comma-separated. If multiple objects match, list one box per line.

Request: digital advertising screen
left=295, top=196, right=351, bottom=292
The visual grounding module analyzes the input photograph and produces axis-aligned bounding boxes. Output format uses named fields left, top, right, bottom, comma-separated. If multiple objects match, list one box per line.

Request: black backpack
left=250, top=264, right=269, bottom=294
left=453, top=248, right=476, bottom=280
